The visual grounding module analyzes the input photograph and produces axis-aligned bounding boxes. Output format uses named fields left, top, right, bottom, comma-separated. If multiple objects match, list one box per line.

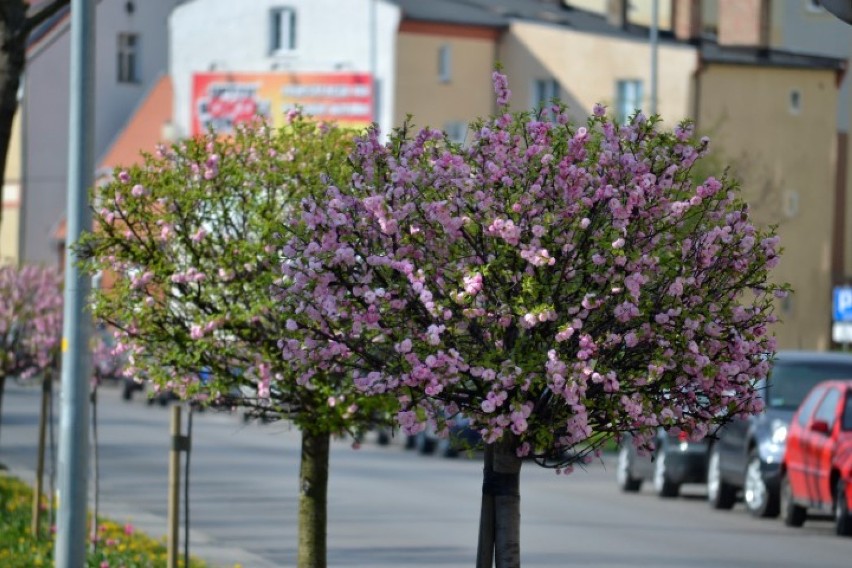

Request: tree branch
left=24, top=0, right=70, bottom=37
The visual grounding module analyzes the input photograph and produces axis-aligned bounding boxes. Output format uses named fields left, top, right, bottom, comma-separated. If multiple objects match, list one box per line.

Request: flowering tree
left=0, top=264, right=63, bottom=447
left=278, top=72, right=786, bottom=567
left=77, top=114, right=395, bottom=568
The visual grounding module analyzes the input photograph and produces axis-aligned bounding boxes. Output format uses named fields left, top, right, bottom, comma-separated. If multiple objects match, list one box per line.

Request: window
left=797, top=386, right=825, bottom=427
left=438, top=44, right=452, bottom=83
left=532, top=79, right=560, bottom=121
left=767, top=359, right=852, bottom=410
left=789, top=89, right=802, bottom=114
left=843, top=392, right=852, bottom=430
left=270, top=7, right=297, bottom=54
left=615, top=79, right=643, bottom=125
left=813, top=388, right=841, bottom=429
left=117, top=33, right=139, bottom=84
left=444, top=121, right=467, bottom=144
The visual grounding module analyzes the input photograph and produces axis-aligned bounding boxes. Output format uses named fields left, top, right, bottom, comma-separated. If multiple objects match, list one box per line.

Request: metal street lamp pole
left=55, top=0, right=95, bottom=565
left=650, top=0, right=659, bottom=116
left=370, top=0, right=378, bottom=126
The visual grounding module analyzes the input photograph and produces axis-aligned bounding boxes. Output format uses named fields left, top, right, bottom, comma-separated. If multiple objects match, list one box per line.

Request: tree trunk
left=477, top=434, right=522, bottom=568
left=0, top=374, right=6, bottom=455
left=476, top=445, right=495, bottom=568
left=298, top=429, right=330, bottom=568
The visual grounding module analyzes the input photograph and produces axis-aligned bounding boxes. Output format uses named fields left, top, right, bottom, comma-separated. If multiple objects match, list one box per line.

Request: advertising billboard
left=191, top=72, right=373, bottom=135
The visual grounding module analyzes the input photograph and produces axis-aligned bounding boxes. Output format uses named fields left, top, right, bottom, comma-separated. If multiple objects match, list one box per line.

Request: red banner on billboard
left=191, top=72, right=373, bottom=135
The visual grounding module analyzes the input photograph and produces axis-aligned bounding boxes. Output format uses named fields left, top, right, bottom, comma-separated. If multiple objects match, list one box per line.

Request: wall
left=169, top=0, right=401, bottom=138
left=499, top=21, right=697, bottom=125
left=394, top=22, right=499, bottom=133
left=95, top=0, right=179, bottom=160
left=22, top=27, right=71, bottom=265
left=771, top=0, right=852, bottom=283
left=698, top=64, right=839, bottom=350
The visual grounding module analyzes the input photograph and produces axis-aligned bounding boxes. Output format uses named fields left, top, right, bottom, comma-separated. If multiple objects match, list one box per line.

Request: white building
left=169, top=0, right=402, bottom=139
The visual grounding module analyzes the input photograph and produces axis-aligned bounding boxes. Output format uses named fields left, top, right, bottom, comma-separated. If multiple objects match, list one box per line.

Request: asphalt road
left=1, top=380, right=850, bottom=568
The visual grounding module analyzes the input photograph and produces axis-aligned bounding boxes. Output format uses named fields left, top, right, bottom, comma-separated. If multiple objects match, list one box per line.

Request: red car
left=780, top=379, right=852, bottom=535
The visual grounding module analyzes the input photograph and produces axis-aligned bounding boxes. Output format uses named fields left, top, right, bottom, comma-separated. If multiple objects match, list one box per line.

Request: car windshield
left=767, top=360, right=852, bottom=410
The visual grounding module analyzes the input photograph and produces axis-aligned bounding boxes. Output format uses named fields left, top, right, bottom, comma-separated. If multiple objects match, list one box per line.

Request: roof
left=392, top=0, right=507, bottom=27
left=390, top=0, right=686, bottom=43
left=26, top=4, right=71, bottom=52
left=775, top=351, right=852, bottom=364
left=99, top=75, right=174, bottom=170
left=392, top=0, right=847, bottom=70
left=700, top=42, right=847, bottom=72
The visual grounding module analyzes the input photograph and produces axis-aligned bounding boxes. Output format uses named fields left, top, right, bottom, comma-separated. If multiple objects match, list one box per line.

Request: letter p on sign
left=834, top=287, right=852, bottom=322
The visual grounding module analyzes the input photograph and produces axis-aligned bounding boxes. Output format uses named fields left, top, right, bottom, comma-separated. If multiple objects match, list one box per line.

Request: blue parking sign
left=834, top=287, right=852, bottom=322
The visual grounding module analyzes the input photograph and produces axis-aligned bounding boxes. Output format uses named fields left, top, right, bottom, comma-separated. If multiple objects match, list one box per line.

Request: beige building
left=696, top=60, right=841, bottom=349
left=395, top=19, right=501, bottom=140
left=69, top=0, right=843, bottom=350
left=393, top=0, right=845, bottom=350
left=0, top=113, right=22, bottom=265
left=393, top=0, right=506, bottom=139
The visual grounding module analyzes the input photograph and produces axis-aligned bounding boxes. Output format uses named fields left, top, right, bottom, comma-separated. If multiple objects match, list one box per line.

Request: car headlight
left=771, top=420, right=788, bottom=445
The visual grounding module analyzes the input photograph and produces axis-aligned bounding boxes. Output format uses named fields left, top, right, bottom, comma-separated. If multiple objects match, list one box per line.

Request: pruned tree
left=0, top=263, right=62, bottom=447
left=278, top=72, right=787, bottom=567
left=77, top=113, right=396, bottom=568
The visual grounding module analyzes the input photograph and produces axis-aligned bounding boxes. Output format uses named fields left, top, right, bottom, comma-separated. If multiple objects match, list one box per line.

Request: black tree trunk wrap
left=477, top=433, right=522, bottom=568
left=0, top=375, right=5, bottom=450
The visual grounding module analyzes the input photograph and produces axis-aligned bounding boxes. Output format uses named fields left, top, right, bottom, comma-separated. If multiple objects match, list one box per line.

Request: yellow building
left=393, top=3, right=504, bottom=140
left=0, top=112, right=22, bottom=265
left=392, top=0, right=845, bottom=350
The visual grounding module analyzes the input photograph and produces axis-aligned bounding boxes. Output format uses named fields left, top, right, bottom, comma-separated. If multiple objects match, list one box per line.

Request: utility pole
left=55, top=0, right=95, bottom=565
left=369, top=0, right=380, bottom=130
left=650, top=0, right=659, bottom=116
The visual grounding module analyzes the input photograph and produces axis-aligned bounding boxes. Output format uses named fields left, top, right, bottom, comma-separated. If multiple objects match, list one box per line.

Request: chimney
left=607, top=0, right=629, bottom=29
left=672, top=0, right=702, bottom=42
left=717, top=0, right=770, bottom=47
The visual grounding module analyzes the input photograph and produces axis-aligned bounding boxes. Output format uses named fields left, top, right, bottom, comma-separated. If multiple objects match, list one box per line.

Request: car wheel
left=835, top=479, right=852, bottom=536
left=416, top=433, right=436, bottom=455
left=653, top=451, right=679, bottom=498
left=707, top=446, right=736, bottom=510
left=616, top=446, right=642, bottom=492
left=376, top=429, right=391, bottom=446
left=443, top=443, right=460, bottom=458
left=780, top=473, right=806, bottom=527
left=744, top=450, right=779, bottom=518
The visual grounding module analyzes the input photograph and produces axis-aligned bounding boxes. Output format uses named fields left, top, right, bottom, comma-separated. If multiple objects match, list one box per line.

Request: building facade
left=169, top=0, right=401, bottom=139
left=22, top=0, right=844, bottom=350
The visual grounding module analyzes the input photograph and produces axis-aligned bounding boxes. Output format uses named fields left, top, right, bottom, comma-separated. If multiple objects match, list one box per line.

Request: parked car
left=707, top=351, right=852, bottom=518
left=406, top=414, right=481, bottom=458
left=122, top=375, right=146, bottom=401
left=616, top=429, right=709, bottom=498
left=780, top=379, right=852, bottom=535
